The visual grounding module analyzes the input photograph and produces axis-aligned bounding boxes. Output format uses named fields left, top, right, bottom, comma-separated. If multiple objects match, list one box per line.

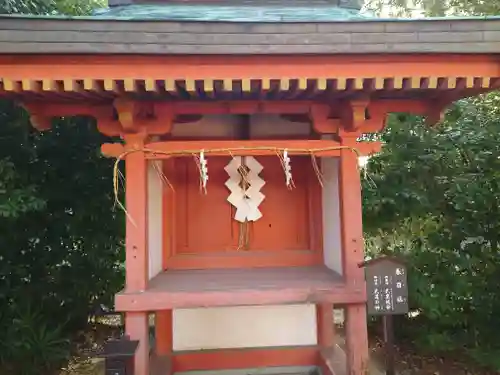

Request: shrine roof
left=92, top=2, right=370, bottom=22
left=1, top=2, right=500, bottom=54
left=2, top=13, right=500, bottom=55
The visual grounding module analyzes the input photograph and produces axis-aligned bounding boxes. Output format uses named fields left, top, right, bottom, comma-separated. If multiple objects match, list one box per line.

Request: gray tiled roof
left=93, top=2, right=372, bottom=22
left=1, top=2, right=500, bottom=55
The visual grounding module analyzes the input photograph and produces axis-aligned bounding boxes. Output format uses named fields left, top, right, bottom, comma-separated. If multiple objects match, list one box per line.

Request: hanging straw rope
left=236, top=157, right=253, bottom=250
left=310, top=152, right=324, bottom=187
left=152, top=161, right=175, bottom=192
left=112, top=145, right=362, bottom=227
left=237, top=221, right=251, bottom=251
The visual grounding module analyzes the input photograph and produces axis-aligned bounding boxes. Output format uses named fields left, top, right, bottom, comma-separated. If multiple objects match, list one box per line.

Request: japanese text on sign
left=365, top=261, right=409, bottom=316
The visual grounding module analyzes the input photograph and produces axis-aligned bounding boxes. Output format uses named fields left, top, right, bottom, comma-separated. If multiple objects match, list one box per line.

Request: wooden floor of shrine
left=115, top=266, right=366, bottom=311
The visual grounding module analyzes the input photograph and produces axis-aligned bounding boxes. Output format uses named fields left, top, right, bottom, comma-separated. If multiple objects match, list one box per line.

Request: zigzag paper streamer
left=224, top=156, right=265, bottom=223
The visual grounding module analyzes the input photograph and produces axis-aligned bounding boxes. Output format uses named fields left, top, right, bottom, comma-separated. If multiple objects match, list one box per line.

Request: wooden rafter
left=2, top=76, right=495, bottom=98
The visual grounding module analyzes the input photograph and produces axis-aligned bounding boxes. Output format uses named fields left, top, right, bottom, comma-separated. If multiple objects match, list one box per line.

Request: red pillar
left=155, top=310, right=172, bottom=356
left=124, top=134, right=150, bottom=375
left=316, top=303, right=334, bottom=348
left=338, top=134, right=369, bottom=375
left=156, top=159, right=174, bottom=360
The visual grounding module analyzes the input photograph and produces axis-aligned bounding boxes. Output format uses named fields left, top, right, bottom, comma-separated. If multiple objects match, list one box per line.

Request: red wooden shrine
left=1, top=1, right=500, bottom=374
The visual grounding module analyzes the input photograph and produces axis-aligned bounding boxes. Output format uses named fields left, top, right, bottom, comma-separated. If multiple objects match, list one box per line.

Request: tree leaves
left=364, top=0, right=500, bottom=16
left=0, top=1, right=121, bottom=373
left=363, top=95, right=500, bottom=369
left=0, top=0, right=105, bottom=15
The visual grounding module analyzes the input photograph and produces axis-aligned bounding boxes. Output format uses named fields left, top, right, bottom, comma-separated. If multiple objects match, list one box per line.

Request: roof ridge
left=92, top=2, right=372, bottom=21
left=107, top=0, right=363, bottom=9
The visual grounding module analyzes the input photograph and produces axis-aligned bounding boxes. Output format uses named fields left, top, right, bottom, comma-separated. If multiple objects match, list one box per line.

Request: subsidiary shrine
left=1, top=1, right=500, bottom=374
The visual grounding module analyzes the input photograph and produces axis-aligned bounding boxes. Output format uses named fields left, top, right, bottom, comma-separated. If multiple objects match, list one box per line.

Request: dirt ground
left=61, top=323, right=497, bottom=375
left=369, top=337, right=497, bottom=375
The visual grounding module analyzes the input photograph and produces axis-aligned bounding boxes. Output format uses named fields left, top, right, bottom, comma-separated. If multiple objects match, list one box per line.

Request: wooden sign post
left=360, top=256, right=409, bottom=375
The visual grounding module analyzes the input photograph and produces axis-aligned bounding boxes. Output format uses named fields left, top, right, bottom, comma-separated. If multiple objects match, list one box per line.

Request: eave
left=1, top=53, right=499, bottom=131
left=1, top=16, right=500, bottom=54
left=1, top=54, right=499, bottom=103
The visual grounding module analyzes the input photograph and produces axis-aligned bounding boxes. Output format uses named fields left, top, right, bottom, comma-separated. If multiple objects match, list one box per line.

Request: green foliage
left=0, top=1, right=121, bottom=374
left=0, top=100, right=124, bottom=374
left=0, top=0, right=105, bottom=15
left=2, top=0, right=500, bottom=373
left=0, top=305, right=70, bottom=375
left=362, top=1, right=500, bottom=366
left=365, top=0, right=500, bottom=16
left=363, top=95, right=500, bottom=369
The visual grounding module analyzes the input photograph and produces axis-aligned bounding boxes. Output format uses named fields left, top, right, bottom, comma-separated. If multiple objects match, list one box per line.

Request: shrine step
left=174, top=366, right=321, bottom=375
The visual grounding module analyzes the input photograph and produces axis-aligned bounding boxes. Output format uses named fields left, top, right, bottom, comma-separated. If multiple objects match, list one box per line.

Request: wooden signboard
left=361, top=256, right=409, bottom=316
left=360, top=256, right=409, bottom=375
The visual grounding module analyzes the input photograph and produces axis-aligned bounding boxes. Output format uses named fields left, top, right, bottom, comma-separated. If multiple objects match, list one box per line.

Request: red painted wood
left=316, top=303, right=334, bottom=348
left=338, top=136, right=369, bottom=375
left=125, top=312, right=150, bottom=375
left=1, top=54, right=496, bottom=80
left=173, top=156, right=235, bottom=253
left=124, top=136, right=148, bottom=291
left=173, top=156, right=314, bottom=255
left=166, top=251, right=321, bottom=270
left=123, top=135, right=150, bottom=375
left=162, top=159, right=175, bottom=269
left=114, top=266, right=366, bottom=311
left=155, top=311, right=172, bottom=356
left=172, top=346, right=320, bottom=372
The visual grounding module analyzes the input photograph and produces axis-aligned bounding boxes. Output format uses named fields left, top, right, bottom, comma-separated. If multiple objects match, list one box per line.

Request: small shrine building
left=1, top=1, right=500, bottom=374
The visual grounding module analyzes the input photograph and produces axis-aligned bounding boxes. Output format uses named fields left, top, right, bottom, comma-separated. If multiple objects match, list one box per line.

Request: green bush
left=0, top=100, right=124, bottom=373
left=0, top=305, right=70, bottom=375
left=363, top=95, right=500, bottom=370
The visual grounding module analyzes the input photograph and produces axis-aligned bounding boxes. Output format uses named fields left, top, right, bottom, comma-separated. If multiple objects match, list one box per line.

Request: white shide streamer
left=225, top=156, right=265, bottom=222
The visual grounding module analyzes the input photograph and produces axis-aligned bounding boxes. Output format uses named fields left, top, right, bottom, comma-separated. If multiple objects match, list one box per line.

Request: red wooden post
left=155, top=310, right=172, bottom=356
left=124, top=134, right=150, bottom=375
left=155, top=159, right=174, bottom=360
left=316, top=303, right=334, bottom=348
left=338, top=134, right=369, bottom=375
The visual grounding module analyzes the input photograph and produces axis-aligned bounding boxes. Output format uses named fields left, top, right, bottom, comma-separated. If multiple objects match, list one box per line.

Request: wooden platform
left=115, top=266, right=366, bottom=311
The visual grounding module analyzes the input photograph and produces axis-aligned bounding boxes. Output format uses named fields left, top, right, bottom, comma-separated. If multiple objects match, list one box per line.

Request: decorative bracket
left=309, top=104, right=340, bottom=134
left=340, top=99, right=370, bottom=132
left=310, top=100, right=373, bottom=135
left=113, top=98, right=137, bottom=132
left=102, top=100, right=174, bottom=139
left=425, top=107, right=446, bottom=127
left=97, top=119, right=123, bottom=137
left=21, top=103, right=52, bottom=131
left=424, top=97, right=454, bottom=127
left=29, top=114, right=52, bottom=131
